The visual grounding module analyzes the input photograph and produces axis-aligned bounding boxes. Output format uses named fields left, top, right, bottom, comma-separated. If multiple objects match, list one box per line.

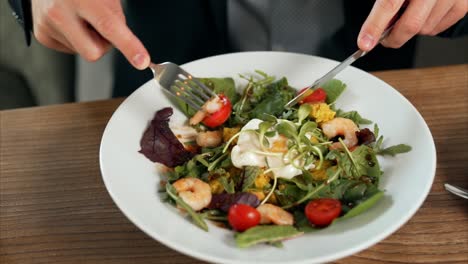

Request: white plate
left=100, top=52, right=436, bottom=264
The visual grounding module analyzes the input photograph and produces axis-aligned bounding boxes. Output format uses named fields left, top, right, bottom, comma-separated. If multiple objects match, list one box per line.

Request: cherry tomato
left=305, top=198, right=342, bottom=227
left=228, top=204, right=261, bottom=231
left=299, top=88, right=327, bottom=104
left=202, top=94, right=232, bottom=128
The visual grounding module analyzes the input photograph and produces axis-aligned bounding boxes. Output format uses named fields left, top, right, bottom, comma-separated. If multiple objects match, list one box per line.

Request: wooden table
left=1, top=65, right=467, bottom=263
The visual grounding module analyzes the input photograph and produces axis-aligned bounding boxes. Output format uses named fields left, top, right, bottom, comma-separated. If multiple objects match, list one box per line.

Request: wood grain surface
left=1, top=65, right=467, bottom=264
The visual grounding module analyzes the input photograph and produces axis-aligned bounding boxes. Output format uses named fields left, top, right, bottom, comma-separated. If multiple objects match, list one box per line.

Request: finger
left=80, top=3, right=150, bottom=70
left=430, top=1, right=468, bottom=35
left=44, top=21, right=76, bottom=52
left=47, top=7, right=110, bottom=62
left=358, top=0, right=406, bottom=51
left=83, top=22, right=113, bottom=55
left=420, top=0, right=456, bottom=35
left=34, top=31, right=74, bottom=54
left=382, top=0, right=437, bottom=48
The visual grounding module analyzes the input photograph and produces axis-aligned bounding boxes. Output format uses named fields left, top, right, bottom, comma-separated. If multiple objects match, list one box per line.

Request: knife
left=285, top=25, right=394, bottom=108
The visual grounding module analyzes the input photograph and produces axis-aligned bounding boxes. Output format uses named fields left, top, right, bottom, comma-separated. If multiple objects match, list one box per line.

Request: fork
left=444, top=183, right=468, bottom=199
left=149, top=62, right=218, bottom=110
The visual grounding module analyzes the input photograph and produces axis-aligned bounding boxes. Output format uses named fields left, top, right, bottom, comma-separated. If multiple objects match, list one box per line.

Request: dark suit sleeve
left=8, top=0, right=33, bottom=46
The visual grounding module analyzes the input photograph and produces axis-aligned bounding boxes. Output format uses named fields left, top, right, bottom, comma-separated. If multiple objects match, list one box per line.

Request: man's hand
left=31, top=0, right=150, bottom=70
left=358, top=0, right=468, bottom=51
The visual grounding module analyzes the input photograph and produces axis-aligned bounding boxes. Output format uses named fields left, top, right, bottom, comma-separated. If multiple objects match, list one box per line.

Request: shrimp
left=189, top=110, right=206, bottom=126
left=189, top=96, right=223, bottom=125
left=196, top=130, right=223, bottom=147
left=321, top=117, right=359, bottom=150
left=172, top=178, right=212, bottom=211
left=256, top=204, right=294, bottom=225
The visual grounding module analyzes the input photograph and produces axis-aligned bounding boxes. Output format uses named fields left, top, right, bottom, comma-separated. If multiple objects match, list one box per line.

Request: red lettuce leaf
left=139, top=107, right=194, bottom=167
left=356, top=128, right=376, bottom=145
left=208, top=192, right=260, bottom=212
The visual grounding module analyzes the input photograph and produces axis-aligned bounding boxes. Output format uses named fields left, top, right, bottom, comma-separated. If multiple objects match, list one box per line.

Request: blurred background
left=1, top=1, right=467, bottom=110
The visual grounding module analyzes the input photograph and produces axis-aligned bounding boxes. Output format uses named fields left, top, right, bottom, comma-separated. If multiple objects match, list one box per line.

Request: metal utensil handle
left=445, top=183, right=468, bottom=199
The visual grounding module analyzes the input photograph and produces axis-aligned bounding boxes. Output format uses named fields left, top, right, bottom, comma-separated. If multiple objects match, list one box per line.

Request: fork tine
left=174, top=80, right=206, bottom=105
left=176, top=76, right=210, bottom=101
left=169, top=84, right=203, bottom=110
left=151, top=62, right=219, bottom=111
left=177, top=68, right=218, bottom=98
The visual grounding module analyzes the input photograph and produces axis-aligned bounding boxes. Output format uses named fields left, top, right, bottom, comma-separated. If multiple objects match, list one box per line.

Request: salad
left=139, top=71, right=411, bottom=248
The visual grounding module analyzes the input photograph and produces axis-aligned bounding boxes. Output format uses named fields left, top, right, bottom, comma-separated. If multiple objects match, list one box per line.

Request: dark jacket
left=9, top=0, right=468, bottom=97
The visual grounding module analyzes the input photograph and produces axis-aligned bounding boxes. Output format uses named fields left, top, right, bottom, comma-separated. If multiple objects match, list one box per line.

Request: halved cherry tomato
left=299, top=88, right=327, bottom=104
left=305, top=198, right=342, bottom=227
left=228, top=204, right=261, bottom=231
left=202, top=94, right=232, bottom=128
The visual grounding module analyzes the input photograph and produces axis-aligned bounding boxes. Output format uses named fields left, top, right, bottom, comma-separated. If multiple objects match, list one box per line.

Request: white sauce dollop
left=230, top=119, right=314, bottom=179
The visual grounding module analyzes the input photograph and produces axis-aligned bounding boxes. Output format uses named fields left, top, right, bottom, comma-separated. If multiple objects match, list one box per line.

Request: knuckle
left=402, top=18, right=423, bottom=35
left=83, top=50, right=103, bottom=62
left=364, top=21, right=384, bottom=36
left=458, top=0, right=468, bottom=14
left=381, top=38, right=403, bottom=49
left=45, top=3, right=64, bottom=26
left=454, top=1, right=468, bottom=18
left=419, top=25, right=436, bottom=36
left=376, top=0, right=402, bottom=13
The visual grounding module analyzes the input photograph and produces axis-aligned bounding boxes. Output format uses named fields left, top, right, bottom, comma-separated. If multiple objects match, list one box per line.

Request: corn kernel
left=209, top=179, right=224, bottom=194
left=250, top=191, right=266, bottom=201
left=310, top=103, right=336, bottom=123
left=254, top=172, right=271, bottom=189
left=223, top=127, right=241, bottom=143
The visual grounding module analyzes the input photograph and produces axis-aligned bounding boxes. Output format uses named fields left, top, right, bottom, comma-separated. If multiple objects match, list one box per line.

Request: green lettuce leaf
left=341, top=190, right=384, bottom=220
left=321, top=79, right=346, bottom=104
left=235, top=225, right=303, bottom=248
left=200, top=77, right=239, bottom=105
left=335, top=109, right=372, bottom=125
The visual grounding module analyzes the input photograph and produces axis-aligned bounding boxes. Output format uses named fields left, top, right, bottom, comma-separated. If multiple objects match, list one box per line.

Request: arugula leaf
left=219, top=176, right=235, bottom=194
left=250, top=78, right=296, bottom=120
left=166, top=183, right=208, bottom=231
left=169, top=158, right=205, bottom=182
left=335, top=109, right=372, bottom=125
left=371, top=124, right=411, bottom=157
left=321, top=79, right=346, bottom=104
left=274, top=182, right=307, bottom=207
left=378, top=144, right=412, bottom=156
left=343, top=182, right=368, bottom=202
left=332, top=144, right=382, bottom=179
left=235, top=225, right=303, bottom=248
left=241, top=166, right=261, bottom=191
left=282, top=167, right=342, bottom=209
